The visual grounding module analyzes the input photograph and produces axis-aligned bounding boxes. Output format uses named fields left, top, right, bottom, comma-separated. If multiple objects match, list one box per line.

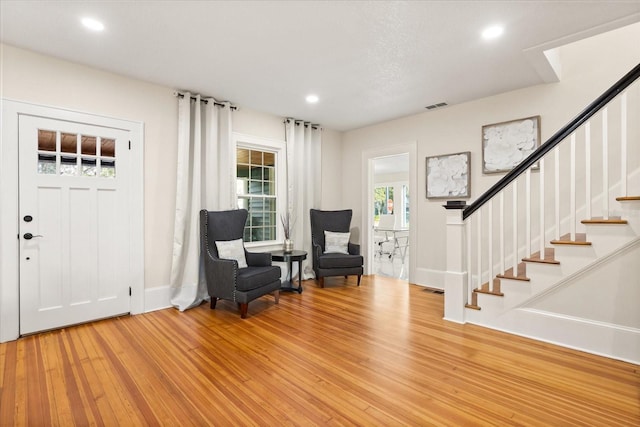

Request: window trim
left=232, top=133, right=286, bottom=248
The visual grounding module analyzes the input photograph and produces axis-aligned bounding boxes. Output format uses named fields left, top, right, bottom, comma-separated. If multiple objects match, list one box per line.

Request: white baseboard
left=144, top=286, right=172, bottom=313
left=413, top=268, right=445, bottom=289
left=472, top=308, right=640, bottom=365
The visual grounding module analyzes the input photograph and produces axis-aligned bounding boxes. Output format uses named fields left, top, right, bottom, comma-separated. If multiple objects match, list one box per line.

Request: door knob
left=23, top=233, right=43, bottom=240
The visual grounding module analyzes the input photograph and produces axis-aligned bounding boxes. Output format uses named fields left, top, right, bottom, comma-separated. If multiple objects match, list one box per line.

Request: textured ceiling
left=1, top=1, right=639, bottom=131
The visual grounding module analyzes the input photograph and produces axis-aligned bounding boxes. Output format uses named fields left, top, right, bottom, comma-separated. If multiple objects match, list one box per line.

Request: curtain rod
left=284, top=118, right=321, bottom=130
left=173, top=91, right=237, bottom=110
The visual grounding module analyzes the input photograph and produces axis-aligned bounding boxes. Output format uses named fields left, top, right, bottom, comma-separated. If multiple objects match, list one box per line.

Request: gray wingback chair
left=310, top=209, right=363, bottom=287
left=200, top=209, right=281, bottom=318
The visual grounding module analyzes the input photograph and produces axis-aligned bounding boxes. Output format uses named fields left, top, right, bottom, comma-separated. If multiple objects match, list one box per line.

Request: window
left=373, top=185, right=394, bottom=224
left=37, top=129, right=116, bottom=178
left=373, top=182, right=410, bottom=227
left=234, top=134, right=286, bottom=245
left=403, top=184, right=410, bottom=226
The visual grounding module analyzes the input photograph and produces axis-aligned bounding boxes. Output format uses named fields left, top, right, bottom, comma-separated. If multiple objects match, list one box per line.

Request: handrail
left=463, top=62, right=640, bottom=220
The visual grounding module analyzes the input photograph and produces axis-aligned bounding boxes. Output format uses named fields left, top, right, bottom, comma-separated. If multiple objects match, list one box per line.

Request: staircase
left=444, top=64, right=640, bottom=364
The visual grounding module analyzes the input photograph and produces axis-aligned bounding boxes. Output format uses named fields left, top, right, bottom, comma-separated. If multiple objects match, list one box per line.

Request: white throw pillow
left=215, top=238, right=248, bottom=268
left=324, top=231, right=350, bottom=254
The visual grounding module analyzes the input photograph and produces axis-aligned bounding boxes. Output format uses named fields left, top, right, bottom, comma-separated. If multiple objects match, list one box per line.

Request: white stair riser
left=474, top=292, right=504, bottom=312
left=581, top=224, right=636, bottom=254
left=497, top=278, right=530, bottom=295
left=615, top=207, right=640, bottom=234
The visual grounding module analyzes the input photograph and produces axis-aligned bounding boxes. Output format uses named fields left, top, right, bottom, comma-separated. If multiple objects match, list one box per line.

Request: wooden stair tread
left=474, top=288, right=504, bottom=297
left=496, top=263, right=530, bottom=281
left=581, top=216, right=627, bottom=225
left=550, top=233, right=591, bottom=246
left=474, top=279, right=504, bottom=297
left=616, top=196, right=640, bottom=201
left=522, top=248, right=560, bottom=264
left=466, top=293, right=481, bottom=310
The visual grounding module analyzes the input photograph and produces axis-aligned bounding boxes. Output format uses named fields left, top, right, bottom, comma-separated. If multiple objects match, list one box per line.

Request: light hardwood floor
left=1, top=275, right=638, bottom=426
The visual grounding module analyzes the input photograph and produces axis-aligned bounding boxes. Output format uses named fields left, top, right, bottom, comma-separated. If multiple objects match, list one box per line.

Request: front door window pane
left=100, top=160, right=116, bottom=178
left=101, top=138, right=115, bottom=157
left=82, top=158, right=97, bottom=176
left=38, top=130, right=56, bottom=152
left=38, top=154, right=56, bottom=174
left=81, top=136, right=97, bottom=155
left=60, top=158, right=78, bottom=176
left=61, top=133, right=77, bottom=154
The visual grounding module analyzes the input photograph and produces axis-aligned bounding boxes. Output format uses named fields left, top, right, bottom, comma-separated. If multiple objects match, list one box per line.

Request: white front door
left=19, top=115, right=131, bottom=335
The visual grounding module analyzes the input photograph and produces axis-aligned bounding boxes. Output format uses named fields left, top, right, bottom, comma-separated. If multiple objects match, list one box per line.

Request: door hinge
left=129, top=287, right=132, bottom=296
left=128, top=140, right=131, bottom=150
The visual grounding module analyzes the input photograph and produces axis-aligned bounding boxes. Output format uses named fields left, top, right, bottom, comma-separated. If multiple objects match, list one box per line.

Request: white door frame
left=0, top=99, right=145, bottom=342
left=361, top=141, right=417, bottom=282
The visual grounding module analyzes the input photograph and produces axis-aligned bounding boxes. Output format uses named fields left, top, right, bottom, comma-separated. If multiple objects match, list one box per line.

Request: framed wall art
left=426, top=151, right=471, bottom=199
left=482, top=115, right=540, bottom=174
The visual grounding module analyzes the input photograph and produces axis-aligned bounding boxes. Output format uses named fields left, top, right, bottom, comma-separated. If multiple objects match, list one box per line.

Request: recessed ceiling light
left=305, top=94, right=319, bottom=104
left=482, top=25, right=504, bottom=40
left=81, top=17, right=105, bottom=32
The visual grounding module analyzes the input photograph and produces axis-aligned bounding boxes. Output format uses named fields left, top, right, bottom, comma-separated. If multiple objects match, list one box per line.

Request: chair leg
left=357, top=275, right=361, bottom=286
left=318, top=277, right=324, bottom=288
left=239, top=303, right=249, bottom=319
left=210, top=298, right=217, bottom=309
left=274, top=290, right=280, bottom=304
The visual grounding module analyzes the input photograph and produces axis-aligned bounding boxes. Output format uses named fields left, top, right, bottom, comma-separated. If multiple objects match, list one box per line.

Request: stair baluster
left=444, top=64, right=640, bottom=362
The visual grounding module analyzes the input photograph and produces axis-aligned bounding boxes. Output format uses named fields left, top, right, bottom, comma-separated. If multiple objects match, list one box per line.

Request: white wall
left=374, top=172, right=409, bottom=184
left=341, top=23, right=640, bottom=287
left=0, top=43, right=343, bottom=295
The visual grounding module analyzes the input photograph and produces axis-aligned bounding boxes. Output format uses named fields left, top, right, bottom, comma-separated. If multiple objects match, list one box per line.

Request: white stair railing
left=445, top=66, right=640, bottom=322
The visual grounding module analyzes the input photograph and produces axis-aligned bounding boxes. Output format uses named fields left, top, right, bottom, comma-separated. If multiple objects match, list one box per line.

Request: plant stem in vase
left=281, top=212, right=295, bottom=252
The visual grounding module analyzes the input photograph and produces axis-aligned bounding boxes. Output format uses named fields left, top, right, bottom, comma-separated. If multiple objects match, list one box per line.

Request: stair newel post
left=443, top=202, right=468, bottom=323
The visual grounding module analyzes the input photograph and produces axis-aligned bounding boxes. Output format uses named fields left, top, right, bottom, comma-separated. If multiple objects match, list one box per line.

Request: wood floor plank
left=0, top=341, right=18, bottom=423
left=1, top=275, right=638, bottom=426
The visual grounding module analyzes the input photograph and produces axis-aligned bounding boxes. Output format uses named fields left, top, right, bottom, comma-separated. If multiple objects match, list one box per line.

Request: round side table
left=270, top=249, right=307, bottom=293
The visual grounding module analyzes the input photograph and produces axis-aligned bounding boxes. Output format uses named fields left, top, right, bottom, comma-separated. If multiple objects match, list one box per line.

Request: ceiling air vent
left=425, top=102, right=448, bottom=110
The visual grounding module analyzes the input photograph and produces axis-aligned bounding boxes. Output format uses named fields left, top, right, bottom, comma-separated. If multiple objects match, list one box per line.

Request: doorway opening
left=372, top=153, right=410, bottom=281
